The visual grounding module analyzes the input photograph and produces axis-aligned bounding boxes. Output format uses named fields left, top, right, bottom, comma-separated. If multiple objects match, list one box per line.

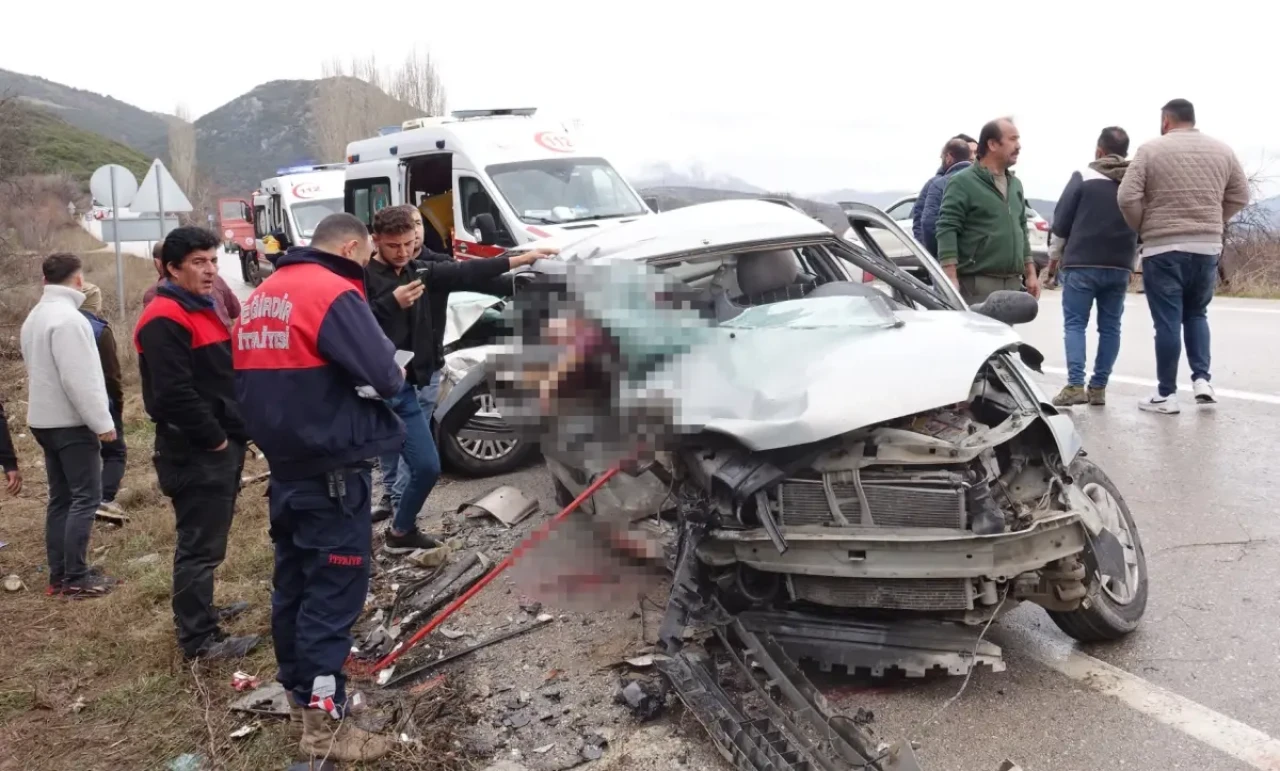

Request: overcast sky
left=5, top=0, right=1278, bottom=199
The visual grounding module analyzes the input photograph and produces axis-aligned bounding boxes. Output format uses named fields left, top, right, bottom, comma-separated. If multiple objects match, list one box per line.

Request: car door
left=837, top=203, right=965, bottom=309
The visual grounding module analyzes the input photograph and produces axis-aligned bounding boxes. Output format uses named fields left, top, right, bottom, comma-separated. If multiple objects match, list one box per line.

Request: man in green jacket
left=934, top=117, right=1041, bottom=304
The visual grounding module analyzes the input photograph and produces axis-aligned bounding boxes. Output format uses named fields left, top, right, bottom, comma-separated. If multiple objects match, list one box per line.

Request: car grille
left=789, top=576, right=974, bottom=611
left=776, top=473, right=966, bottom=529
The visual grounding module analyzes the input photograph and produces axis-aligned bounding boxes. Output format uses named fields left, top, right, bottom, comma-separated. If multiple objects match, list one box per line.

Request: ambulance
left=342, top=108, right=651, bottom=259
left=232, top=165, right=346, bottom=285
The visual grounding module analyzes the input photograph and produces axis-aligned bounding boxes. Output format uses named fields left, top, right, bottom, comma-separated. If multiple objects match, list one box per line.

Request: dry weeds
left=0, top=252, right=473, bottom=771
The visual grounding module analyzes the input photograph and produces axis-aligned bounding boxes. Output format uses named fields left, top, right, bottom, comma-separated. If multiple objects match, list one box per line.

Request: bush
left=1220, top=229, right=1280, bottom=297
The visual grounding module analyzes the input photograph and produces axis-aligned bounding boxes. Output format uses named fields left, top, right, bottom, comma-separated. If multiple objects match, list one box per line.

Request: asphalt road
left=221, top=255, right=1280, bottom=771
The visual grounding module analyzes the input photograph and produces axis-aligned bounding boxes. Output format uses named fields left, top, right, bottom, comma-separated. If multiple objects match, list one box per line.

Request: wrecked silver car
left=505, top=199, right=1148, bottom=678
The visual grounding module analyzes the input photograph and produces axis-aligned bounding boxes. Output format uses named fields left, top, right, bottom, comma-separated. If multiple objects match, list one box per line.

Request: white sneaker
left=1193, top=378, right=1217, bottom=405
left=99, top=500, right=125, bottom=516
left=1139, top=393, right=1180, bottom=414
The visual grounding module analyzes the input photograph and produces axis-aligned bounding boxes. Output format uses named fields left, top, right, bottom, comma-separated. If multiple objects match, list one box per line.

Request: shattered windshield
left=720, top=294, right=903, bottom=331
left=488, top=157, right=647, bottom=225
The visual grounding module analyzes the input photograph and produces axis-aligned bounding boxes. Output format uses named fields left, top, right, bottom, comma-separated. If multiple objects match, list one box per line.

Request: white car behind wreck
left=498, top=199, right=1149, bottom=676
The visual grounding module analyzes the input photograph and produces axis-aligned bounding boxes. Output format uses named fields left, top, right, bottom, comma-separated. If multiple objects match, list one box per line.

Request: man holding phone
left=364, top=205, right=554, bottom=552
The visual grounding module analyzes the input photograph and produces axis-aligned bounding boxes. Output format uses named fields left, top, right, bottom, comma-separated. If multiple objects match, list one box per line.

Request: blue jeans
left=378, top=375, right=441, bottom=534
left=1060, top=267, right=1129, bottom=388
left=1142, top=251, right=1217, bottom=396
left=391, top=371, right=441, bottom=502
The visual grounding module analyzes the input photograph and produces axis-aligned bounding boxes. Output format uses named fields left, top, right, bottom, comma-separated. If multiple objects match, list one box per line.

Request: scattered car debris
left=229, top=682, right=291, bottom=718
left=377, top=667, right=396, bottom=686
left=239, top=471, right=270, bottom=489
left=231, top=671, right=260, bottom=692
left=459, top=486, right=539, bottom=527
left=166, top=754, right=208, bottom=771
left=3, top=574, right=25, bottom=592
left=440, top=627, right=467, bottom=640
left=506, top=711, right=531, bottom=729
left=617, top=679, right=665, bottom=721
left=383, top=616, right=554, bottom=688
left=581, top=732, right=608, bottom=761
left=229, top=723, right=258, bottom=740
left=407, top=546, right=451, bottom=568
left=518, top=598, right=542, bottom=615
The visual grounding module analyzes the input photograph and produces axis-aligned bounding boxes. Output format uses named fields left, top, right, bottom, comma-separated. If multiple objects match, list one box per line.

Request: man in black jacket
left=1047, top=127, right=1139, bottom=408
left=365, top=205, right=553, bottom=550
left=134, top=226, right=258, bottom=660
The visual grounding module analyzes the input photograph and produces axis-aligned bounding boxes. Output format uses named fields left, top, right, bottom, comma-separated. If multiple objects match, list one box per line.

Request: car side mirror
left=470, top=212, right=501, bottom=245
left=969, top=290, right=1038, bottom=325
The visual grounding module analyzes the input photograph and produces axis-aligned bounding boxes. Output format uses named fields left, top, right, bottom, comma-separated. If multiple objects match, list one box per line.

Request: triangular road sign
left=130, top=159, right=193, bottom=213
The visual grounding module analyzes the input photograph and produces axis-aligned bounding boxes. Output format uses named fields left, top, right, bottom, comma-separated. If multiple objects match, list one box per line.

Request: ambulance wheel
left=241, top=251, right=265, bottom=286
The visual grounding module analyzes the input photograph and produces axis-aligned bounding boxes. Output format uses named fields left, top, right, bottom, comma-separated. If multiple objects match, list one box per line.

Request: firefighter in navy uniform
left=233, top=213, right=403, bottom=762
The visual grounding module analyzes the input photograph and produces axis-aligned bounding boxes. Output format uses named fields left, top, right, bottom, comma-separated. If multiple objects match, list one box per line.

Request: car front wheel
left=439, top=388, right=537, bottom=477
left=1047, top=458, right=1149, bottom=642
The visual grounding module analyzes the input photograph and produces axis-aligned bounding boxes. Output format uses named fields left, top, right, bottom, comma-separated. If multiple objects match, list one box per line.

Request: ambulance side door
left=452, top=170, right=515, bottom=260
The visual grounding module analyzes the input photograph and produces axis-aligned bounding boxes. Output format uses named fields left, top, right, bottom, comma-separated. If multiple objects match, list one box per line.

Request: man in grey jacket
left=20, top=254, right=118, bottom=598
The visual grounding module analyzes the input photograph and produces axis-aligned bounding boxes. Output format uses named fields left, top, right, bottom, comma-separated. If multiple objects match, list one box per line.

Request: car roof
left=556, top=199, right=835, bottom=264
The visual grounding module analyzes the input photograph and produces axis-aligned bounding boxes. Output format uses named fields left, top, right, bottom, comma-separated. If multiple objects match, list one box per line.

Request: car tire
left=438, top=388, right=537, bottom=477
left=441, top=430, right=536, bottom=477
left=1048, top=458, right=1149, bottom=642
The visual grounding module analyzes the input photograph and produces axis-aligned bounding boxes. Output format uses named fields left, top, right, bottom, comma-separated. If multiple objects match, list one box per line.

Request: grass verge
left=0, top=251, right=470, bottom=770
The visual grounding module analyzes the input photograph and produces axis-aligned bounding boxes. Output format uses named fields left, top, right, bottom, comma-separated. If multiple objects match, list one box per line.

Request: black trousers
left=100, top=407, right=127, bottom=503
left=31, top=426, right=102, bottom=584
left=154, top=434, right=245, bottom=657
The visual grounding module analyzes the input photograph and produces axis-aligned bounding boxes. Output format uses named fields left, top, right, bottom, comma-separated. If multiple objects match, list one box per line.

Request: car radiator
left=776, top=470, right=967, bottom=529
left=776, top=470, right=973, bottom=611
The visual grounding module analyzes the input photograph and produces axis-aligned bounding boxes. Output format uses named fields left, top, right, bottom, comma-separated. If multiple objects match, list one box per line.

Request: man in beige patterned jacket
left=1117, top=98, right=1249, bottom=414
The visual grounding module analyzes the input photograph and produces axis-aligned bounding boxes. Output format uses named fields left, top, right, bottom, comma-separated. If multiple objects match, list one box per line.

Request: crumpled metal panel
left=653, top=305, right=1023, bottom=452
left=441, top=291, right=504, bottom=348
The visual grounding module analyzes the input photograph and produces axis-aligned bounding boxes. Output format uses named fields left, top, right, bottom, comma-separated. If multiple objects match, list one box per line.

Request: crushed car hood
left=655, top=298, right=1024, bottom=450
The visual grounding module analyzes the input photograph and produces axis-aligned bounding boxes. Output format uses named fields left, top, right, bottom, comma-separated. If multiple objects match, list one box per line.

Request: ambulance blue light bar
left=452, top=107, right=537, bottom=120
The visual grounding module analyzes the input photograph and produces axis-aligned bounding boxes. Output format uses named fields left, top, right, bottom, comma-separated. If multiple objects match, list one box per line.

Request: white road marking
left=1039, top=366, right=1280, bottom=406
left=1015, top=630, right=1280, bottom=770
left=1038, top=294, right=1280, bottom=315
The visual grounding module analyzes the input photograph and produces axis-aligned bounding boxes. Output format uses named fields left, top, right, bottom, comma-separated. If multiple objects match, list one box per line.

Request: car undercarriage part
left=737, top=611, right=1005, bottom=678
left=655, top=621, right=925, bottom=771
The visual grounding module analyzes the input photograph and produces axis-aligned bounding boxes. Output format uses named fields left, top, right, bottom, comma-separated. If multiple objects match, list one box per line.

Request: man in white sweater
left=20, top=253, right=119, bottom=598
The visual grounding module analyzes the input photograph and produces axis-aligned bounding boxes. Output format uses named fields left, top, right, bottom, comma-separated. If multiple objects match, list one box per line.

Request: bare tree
left=389, top=47, right=447, bottom=116
left=1220, top=162, right=1279, bottom=293
left=168, top=102, right=197, bottom=194
left=311, top=49, right=445, bottom=163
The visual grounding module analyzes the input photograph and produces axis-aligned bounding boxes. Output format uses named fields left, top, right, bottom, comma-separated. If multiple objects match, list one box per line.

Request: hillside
left=0, top=67, right=169, bottom=156
left=19, top=103, right=151, bottom=183
left=194, top=77, right=422, bottom=193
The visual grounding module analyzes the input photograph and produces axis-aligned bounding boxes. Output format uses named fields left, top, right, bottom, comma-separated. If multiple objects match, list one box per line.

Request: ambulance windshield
left=488, top=157, right=646, bottom=225
left=291, top=199, right=344, bottom=238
